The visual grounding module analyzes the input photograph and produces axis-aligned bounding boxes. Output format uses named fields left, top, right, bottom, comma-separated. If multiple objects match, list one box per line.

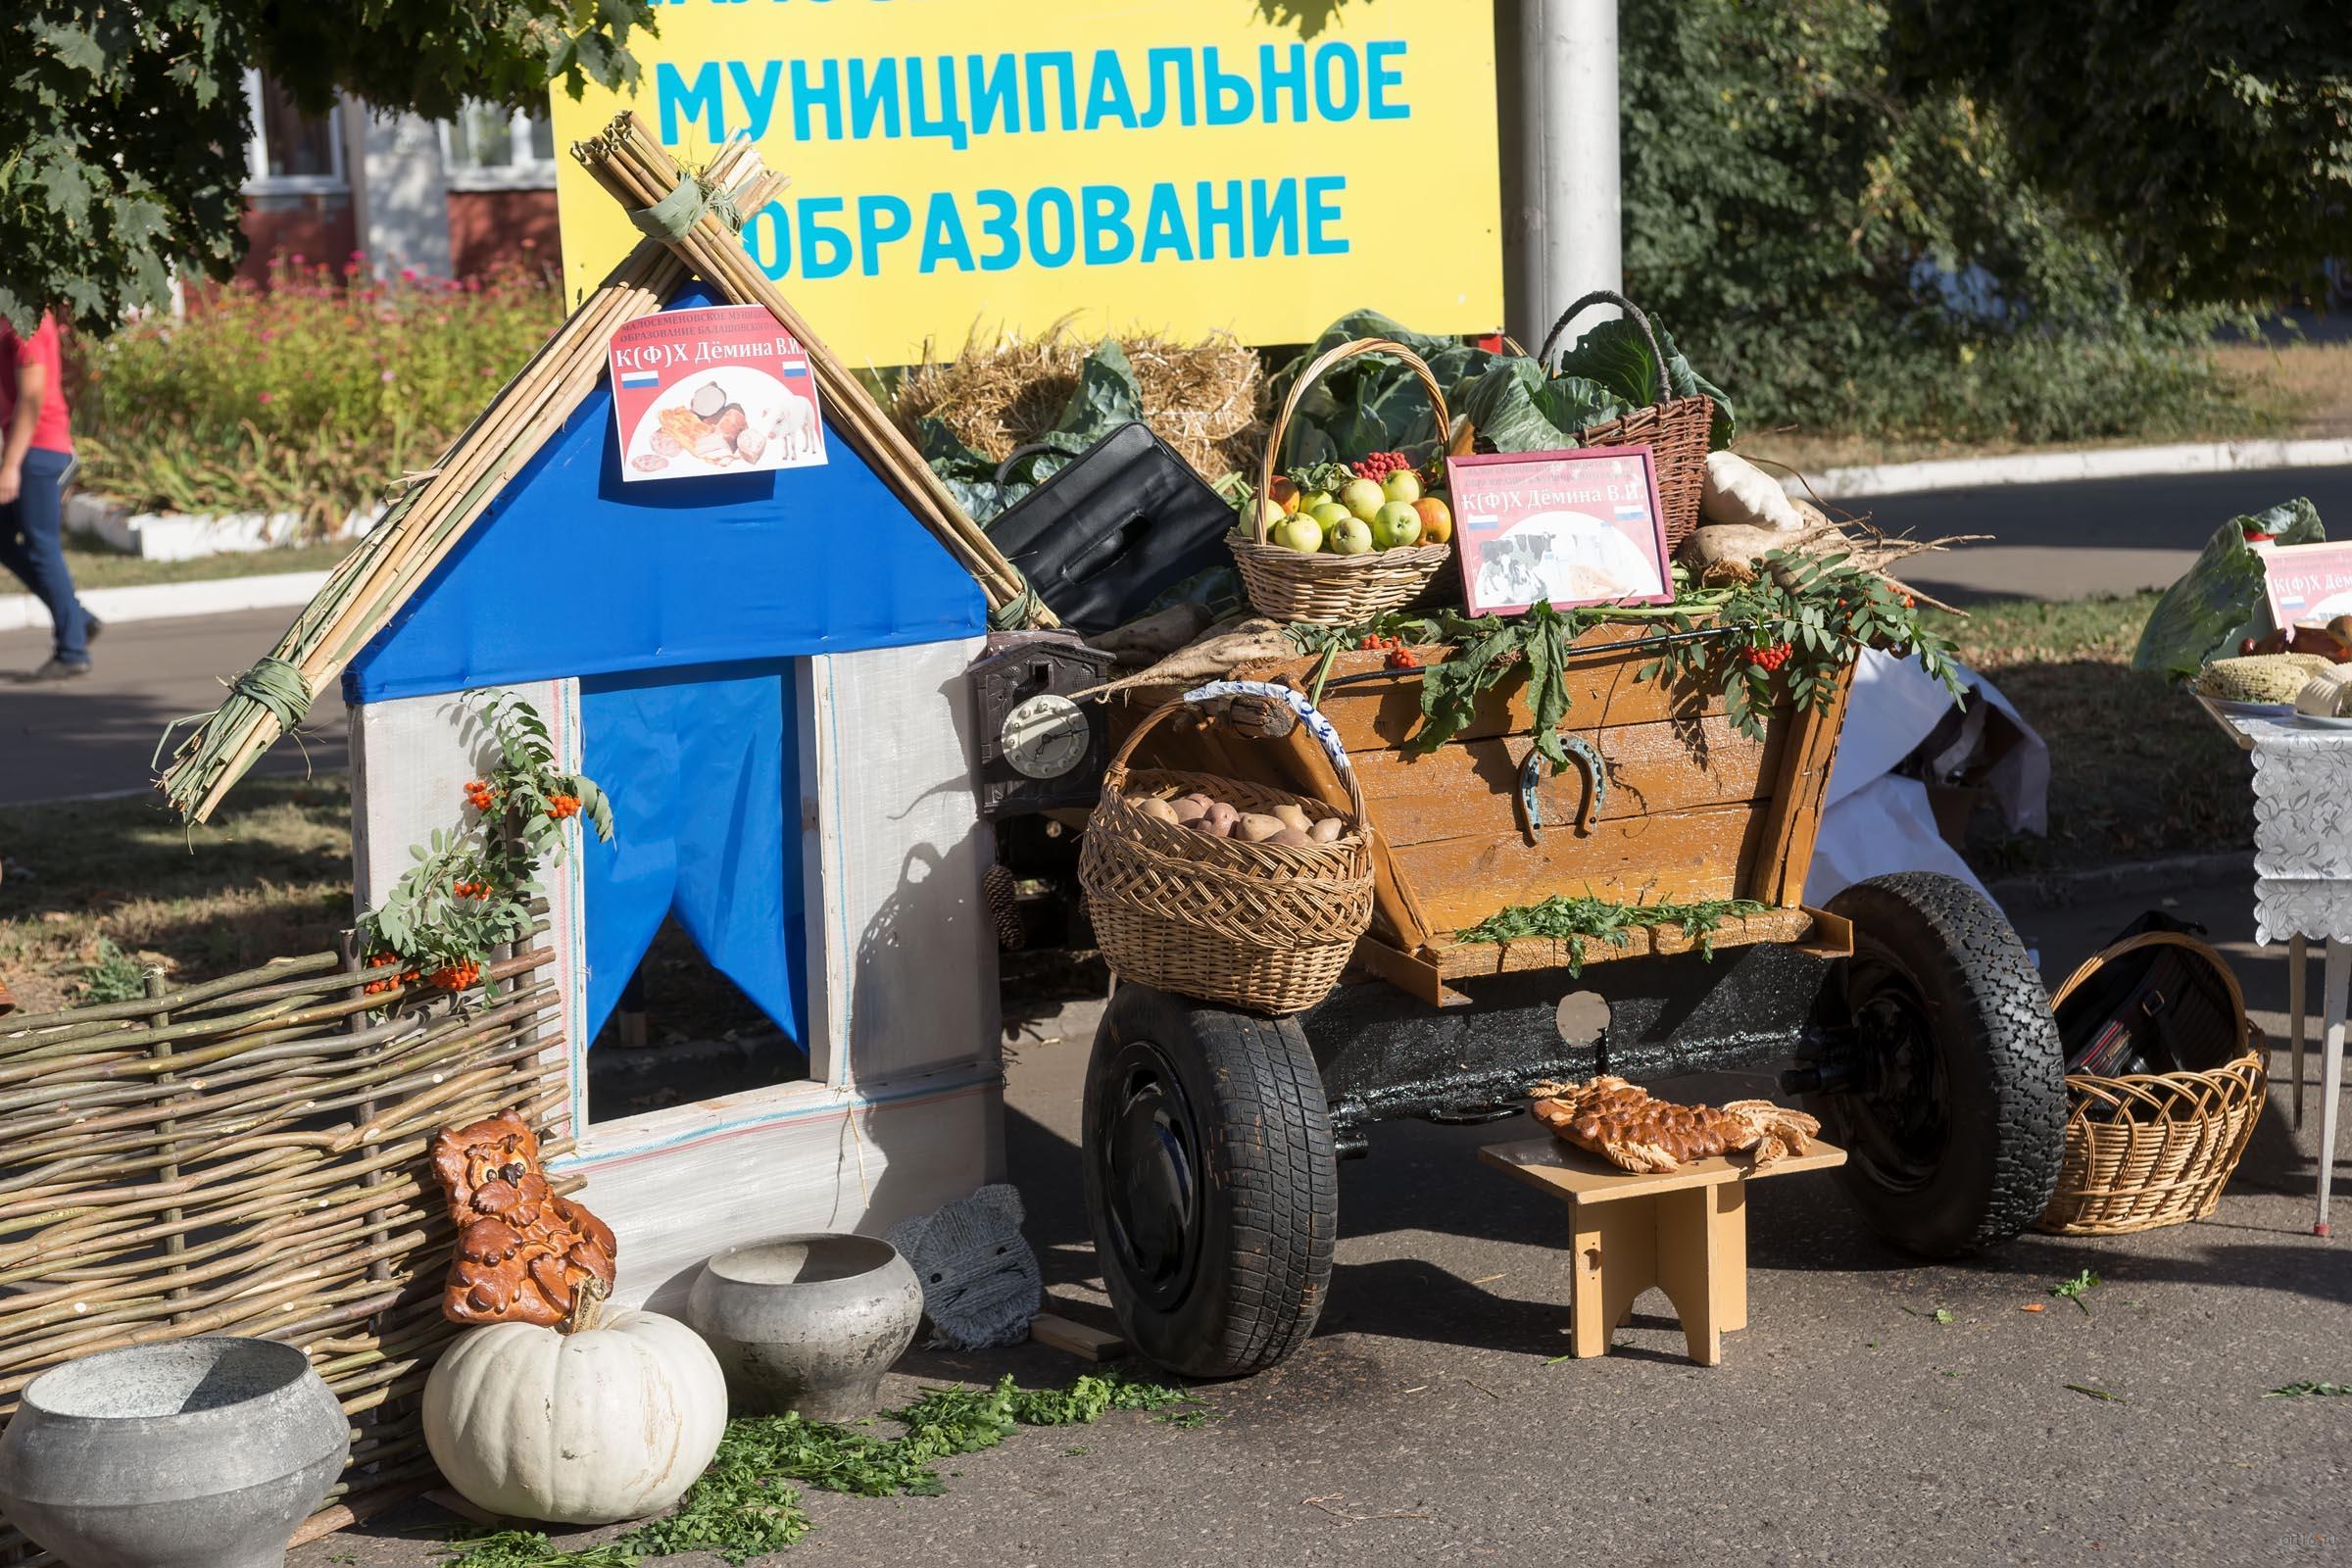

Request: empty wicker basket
left=2036, top=931, right=2267, bottom=1235
left=1080, top=684, right=1373, bottom=1015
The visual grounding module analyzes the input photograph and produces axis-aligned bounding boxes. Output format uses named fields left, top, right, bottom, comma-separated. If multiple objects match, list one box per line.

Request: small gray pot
left=0, top=1336, right=349, bottom=1568
left=688, top=1234, right=923, bottom=1422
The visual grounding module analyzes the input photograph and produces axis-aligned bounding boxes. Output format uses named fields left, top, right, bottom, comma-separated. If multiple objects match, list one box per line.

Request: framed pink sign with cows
left=1443, top=445, right=1673, bottom=616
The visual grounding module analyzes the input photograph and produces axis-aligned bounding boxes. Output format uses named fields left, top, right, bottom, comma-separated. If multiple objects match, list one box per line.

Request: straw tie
left=626, top=172, right=745, bottom=241
left=153, top=658, right=313, bottom=771
left=987, top=571, right=1048, bottom=632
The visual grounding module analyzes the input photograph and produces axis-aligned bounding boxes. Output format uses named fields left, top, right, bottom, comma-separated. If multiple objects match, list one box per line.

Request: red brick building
left=238, top=74, right=559, bottom=286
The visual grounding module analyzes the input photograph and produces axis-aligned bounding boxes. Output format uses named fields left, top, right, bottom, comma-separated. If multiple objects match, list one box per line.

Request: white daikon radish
left=1700, top=451, right=1804, bottom=532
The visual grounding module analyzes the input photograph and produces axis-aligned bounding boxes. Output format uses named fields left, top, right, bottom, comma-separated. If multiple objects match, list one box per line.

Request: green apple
left=1301, top=490, right=1335, bottom=514
left=1271, top=513, right=1324, bottom=553
left=1383, top=469, right=1423, bottom=505
left=1372, top=501, right=1423, bottom=549
left=1339, top=477, right=1387, bottom=521
left=1328, top=515, right=1374, bottom=556
left=1250, top=497, right=1285, bottom=531
left=1308, top=501, right=1352, bottom=538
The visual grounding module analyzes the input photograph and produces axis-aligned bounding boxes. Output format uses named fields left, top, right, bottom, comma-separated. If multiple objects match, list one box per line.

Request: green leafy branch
left=358, top=691, right=612, bottom=996
left=1453, top=893, right=1773, bottom=975
left=1290, top=547, right=1965, bottom=753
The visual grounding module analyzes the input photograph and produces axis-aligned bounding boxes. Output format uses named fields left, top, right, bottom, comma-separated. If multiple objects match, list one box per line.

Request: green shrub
left=74, top=251, right=563, bottom=527
left=1618, top=0, right=2254, bottom=446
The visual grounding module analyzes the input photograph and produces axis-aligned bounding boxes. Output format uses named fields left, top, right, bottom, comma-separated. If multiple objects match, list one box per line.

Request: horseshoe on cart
left=1519, top=735, right=1607, bottom=838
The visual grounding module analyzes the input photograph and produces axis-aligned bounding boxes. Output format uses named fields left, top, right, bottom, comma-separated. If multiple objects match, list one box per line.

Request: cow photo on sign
left=1445, top=446, right=1673, bottom=615
left=610, top=304, right=827, bottom=482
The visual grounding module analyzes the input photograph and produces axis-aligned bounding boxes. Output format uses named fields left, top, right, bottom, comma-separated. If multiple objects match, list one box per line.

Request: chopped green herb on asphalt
left=438, top=1370, right=1203, bottom=1567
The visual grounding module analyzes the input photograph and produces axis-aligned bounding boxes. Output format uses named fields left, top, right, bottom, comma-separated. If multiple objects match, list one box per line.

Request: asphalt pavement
left=294, top=872, right=2350, bottom=1568
left=0, top=608, right=344, bottom=805
left=1852, top=464, right=2352, bottom=605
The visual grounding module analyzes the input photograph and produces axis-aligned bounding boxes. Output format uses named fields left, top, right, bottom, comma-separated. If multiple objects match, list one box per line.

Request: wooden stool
left=1480, top=1134, right=1847, bottom=1366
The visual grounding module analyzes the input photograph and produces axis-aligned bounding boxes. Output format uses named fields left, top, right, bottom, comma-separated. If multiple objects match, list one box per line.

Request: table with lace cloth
left=2234, top=712, right=2352, bottom=1234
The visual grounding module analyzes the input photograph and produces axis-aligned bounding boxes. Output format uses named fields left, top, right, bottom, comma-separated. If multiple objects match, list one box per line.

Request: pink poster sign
left=2259, top=539, right=2352, bottom=630
left=1442, top=445, right=1673, bottom=616
left=608, top=304, right=827, bottom=483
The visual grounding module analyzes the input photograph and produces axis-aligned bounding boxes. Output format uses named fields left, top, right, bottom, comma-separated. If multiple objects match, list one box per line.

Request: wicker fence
left=0, top=935, right=572, bottom=1563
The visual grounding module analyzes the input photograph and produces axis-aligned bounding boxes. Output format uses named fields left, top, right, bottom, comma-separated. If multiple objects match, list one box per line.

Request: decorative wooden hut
left=153, top=125, right=1033, bottom=1310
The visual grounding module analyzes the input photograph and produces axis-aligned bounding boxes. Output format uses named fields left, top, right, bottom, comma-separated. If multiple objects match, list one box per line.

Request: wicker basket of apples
left=1232, top=338, right=1456, bottom=625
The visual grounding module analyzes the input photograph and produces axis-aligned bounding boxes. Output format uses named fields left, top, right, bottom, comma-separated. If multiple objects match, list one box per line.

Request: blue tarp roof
left=346, top=281, right=984, bottom=703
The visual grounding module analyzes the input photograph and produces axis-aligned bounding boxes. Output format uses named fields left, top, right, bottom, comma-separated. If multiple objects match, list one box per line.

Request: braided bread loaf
left=1528, top=1075, right=1819, bottom=1175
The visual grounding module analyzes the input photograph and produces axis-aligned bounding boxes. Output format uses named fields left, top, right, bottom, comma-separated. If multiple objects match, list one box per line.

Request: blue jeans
left=0, top=447, right=89, bottom=663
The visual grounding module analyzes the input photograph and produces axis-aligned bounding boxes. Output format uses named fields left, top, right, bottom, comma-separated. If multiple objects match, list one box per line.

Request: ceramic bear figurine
left=885, top=1183, right=1042, bottom=1349
left=430, top=1108, right=617, bottom=1327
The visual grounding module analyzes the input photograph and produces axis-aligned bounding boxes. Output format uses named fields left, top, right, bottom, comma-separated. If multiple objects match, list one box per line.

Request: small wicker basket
left=2036, top=931, right=2267, bottom=1236
left=1079, top=684, right=1374, bottom=1015
left=1535, top=290, right=1716, bottom=553
left=1231, top=337, right=1454, bottom=625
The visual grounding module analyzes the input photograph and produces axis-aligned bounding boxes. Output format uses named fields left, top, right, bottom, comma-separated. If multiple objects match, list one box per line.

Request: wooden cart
left=1066, top=623, right=2069, bottom=1379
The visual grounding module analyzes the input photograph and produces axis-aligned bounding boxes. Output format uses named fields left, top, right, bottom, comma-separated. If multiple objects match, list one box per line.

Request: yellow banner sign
left=551, top=0, right=1501, bottom=367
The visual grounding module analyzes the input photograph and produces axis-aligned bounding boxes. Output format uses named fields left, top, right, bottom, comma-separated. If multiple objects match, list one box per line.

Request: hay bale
left=894, top=318, right=1265, bottom=481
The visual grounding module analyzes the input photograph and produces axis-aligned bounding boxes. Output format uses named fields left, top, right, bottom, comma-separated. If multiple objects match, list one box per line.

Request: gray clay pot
left=688, top=1233, right=924, bottom=1422
left=0, top=1336, right=349, bottom=1568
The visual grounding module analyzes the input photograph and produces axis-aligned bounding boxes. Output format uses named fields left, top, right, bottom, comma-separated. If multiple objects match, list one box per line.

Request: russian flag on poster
left=606, top=304, right=829, bottom=483
left=1615, top=504, right=1649, bottom=524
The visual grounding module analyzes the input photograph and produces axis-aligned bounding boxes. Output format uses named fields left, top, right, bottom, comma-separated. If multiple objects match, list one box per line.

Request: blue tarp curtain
left=578, top=662, right=807, bottom=1049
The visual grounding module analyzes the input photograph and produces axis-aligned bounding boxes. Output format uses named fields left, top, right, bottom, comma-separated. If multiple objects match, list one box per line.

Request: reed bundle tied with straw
left=159, top=120, right=1049, bottom=825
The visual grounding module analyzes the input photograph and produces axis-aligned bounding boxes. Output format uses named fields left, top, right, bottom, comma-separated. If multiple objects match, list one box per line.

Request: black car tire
left=1810, top=872, right=2067, bottom=1256
left=1082, top=984, right=1336, bottom=1377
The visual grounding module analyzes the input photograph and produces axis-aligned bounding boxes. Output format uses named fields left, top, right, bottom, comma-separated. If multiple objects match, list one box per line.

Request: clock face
left=1001, top=694, right=1091, bottom=780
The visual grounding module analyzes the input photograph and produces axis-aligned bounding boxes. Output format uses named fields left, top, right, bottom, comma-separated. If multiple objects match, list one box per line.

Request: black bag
left=2053, top=910, right=2243, bottom=1079
left=982, top=421, right=1236, bottom=636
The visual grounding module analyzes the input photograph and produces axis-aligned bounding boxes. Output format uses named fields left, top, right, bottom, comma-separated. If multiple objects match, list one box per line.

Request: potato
left=1307, top=817, right=1344, bottom=844
left=1236, top=812, right=1287, bottom=843
left=1190, top=814, right=1230, bottom=838
left=1271, top=804, right=1312, bottom=833
left=1137, top=797, right=1179, bottom=824
left=1202, top=802, right=1239, bottom=835
left=1168, top=796, right=1208, bottom=823
left=1267, top=827, right=1313, bottom=848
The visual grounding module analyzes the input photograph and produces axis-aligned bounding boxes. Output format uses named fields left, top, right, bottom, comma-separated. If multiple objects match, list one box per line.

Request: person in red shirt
left=1, top=313, right=98, bottom=678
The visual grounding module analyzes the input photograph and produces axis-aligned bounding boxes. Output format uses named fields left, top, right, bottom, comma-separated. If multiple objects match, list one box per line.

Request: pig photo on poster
left=1444, top=447, right=1673, bottom=616
left=608, top=305, right=827, bottom=483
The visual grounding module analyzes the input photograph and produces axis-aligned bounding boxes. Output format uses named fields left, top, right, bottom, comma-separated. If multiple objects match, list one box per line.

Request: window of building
left=442, top=104, right=560, bottom=191
left=242, top=71, right=344, bottom=194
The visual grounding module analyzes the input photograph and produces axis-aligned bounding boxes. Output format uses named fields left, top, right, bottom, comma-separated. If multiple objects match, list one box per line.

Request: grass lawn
left=6, top=535, right=360, bottom=595
left=1924, top=592, right=2250, bottom=880
left=0, top=776, right=352, bottom=1016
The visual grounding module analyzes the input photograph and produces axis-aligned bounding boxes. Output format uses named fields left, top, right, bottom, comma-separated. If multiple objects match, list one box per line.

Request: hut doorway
left=575, top=660, right=811, bottom=1126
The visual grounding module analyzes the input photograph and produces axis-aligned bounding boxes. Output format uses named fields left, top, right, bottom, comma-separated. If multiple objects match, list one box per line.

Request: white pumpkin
left=422, top=1302, right=727, bottom=1525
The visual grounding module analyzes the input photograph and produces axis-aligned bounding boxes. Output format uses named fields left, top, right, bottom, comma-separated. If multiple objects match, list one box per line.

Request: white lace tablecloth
left=2240, top=714, right=2352, bottom=944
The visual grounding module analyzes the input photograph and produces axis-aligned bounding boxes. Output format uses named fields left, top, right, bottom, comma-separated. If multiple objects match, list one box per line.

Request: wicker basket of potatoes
left=1080, top=685, right=1374, bottom=1015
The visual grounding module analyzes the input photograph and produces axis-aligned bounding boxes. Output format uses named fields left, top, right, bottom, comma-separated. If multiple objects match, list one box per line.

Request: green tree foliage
left=2, top=2, right=654, bottom=335
left=1617, top=0, right=2253, bottom=442
left=1890, top=1, right=2352, bottom=307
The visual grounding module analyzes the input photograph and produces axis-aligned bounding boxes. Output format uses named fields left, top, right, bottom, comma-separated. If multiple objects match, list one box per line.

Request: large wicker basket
left=2036, top=931, right=2267, bottom=1235
left=1535, top=290, right=1715, bottom=553
left=1231, top=338, right=1454, bottom=625
left=1079, top=684, right=1374, bottom=1014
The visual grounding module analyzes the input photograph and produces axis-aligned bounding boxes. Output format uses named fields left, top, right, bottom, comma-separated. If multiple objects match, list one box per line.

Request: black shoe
left=25, top=658, right=91, bottom=681
left=83, top=613, right=103, bottom=645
